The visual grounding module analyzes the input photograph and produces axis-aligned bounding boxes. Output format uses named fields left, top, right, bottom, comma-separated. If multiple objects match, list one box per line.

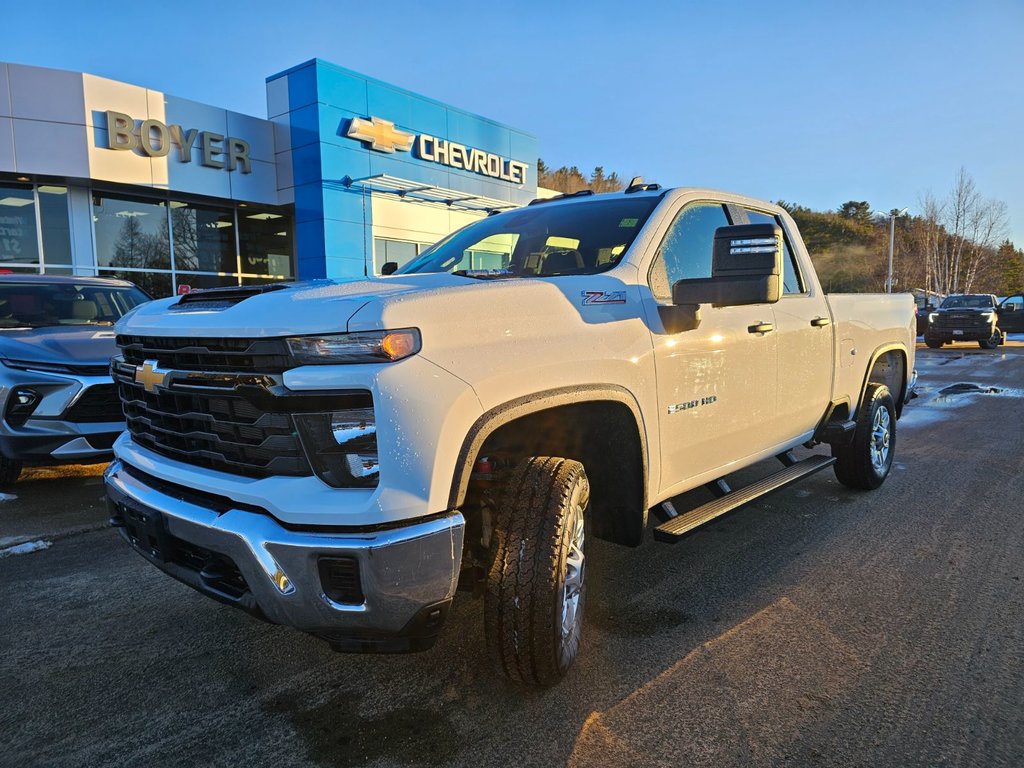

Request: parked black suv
left=924, top=294, right=1002, bottom=349
left=0, top=275, right=150, bottom=485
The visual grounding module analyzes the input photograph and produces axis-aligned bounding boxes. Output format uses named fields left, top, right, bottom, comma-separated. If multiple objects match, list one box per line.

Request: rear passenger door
left=997, top=295, right=1024, bottom=333
left=741, top=207, right=833, bottom=443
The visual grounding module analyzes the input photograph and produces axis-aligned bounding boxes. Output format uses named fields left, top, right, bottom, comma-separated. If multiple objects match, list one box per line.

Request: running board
left=653, top=455, right=836, bottom=543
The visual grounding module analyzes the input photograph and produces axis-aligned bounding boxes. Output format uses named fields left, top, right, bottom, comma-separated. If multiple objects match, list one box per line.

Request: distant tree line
left=536, top=161, right=1018, bottom=295
left=537, top=159, right=626, bottom=193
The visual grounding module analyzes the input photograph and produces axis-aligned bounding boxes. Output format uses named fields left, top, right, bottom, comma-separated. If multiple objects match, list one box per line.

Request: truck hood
left=115, top=274, right=478, bottom=337
left=0, top=325, right=117, bottom=366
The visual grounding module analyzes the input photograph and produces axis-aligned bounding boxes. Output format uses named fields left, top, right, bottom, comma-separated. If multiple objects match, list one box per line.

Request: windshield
left=940, top=295, right=993, bottom=309
left=399, top=196, right=662, bottom=277
left=0, top=282, right=150, bottom=329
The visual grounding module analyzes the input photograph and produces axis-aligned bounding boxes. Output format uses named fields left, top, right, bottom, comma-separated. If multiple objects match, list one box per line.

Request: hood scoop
left=172, top=283, right=289, bottom=311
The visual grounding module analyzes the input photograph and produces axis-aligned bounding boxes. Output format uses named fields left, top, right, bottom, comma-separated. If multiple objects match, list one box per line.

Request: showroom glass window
left=93, top=194, right=171, bottom=271
left=38, top=186, right=73, bottom=273
left=239, top=209, right=293, bottom=278
left=169, top=200, right=236, bottom=273
left=0, top=184, right=40, bottom=267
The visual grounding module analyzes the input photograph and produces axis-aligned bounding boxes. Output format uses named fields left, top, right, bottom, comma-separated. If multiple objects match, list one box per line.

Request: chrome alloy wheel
left=560, top=502, right=586, bottom=640
left=870, top=406, right=891, bottom=472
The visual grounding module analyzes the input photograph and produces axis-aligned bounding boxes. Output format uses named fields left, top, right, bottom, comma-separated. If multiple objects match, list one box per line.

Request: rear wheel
left=832, top=383, right=896, bottom=490
left=484, top=456, right=589, bottom=686
left=0, top=456, right=23, bottom=487
left=925, top=339, right=943, bottom=349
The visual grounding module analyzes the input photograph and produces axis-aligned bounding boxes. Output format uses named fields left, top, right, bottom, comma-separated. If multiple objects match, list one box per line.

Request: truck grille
left=117, top=335, right=293, bottom=373
left=115, top=378, right=313, bottom=478
left=932, top=312, right=988, bottom=328
left=65, top=384, right=124, bottom=423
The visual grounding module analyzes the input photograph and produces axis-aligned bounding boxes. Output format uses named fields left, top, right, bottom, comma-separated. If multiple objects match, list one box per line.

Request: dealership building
left=0, top=59, right=538, bottom=297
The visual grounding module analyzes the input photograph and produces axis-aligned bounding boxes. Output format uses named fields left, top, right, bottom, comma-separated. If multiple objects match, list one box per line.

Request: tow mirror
left=381, top=261, right=398, bottom=276
left=1003, top=303, right=1016, bottom=312
left=672, top=223, right=783, bottom=310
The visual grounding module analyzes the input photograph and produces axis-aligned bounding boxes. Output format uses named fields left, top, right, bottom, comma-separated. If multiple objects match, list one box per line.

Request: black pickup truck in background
left=924, top=293, right=1024, bottom=349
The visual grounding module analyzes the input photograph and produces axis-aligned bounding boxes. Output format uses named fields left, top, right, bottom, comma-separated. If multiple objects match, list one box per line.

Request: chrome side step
left=653, top=454, right=836, bottom=543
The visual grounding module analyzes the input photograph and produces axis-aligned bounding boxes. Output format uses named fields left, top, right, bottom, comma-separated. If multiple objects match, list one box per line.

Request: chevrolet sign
left=345, top=115, right=528, bottom=185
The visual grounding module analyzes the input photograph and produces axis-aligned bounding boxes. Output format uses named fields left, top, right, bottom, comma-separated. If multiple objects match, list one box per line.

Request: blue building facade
left=267, top=59, right=538, bottom=281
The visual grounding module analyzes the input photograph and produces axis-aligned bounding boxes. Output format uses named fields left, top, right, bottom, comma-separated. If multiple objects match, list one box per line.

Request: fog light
left=295, top=408, right=379, bottom=488
left=5, top=387, right=40, bottom=427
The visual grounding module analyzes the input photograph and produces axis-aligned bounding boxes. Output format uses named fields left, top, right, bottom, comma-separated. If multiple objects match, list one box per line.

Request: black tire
left=979, top=329, right=1001, bottom=349
left=832, top=383, right=896, bottom=490
left=0, top=456, right=23, bottom=486
left=925, top=339, right=943, bottom=349
left=484, top=456, right=590, bottom=686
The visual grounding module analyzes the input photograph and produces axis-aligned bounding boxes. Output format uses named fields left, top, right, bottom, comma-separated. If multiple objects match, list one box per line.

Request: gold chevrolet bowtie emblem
left=345, top=116, right=415, bottom=153
left=135, top=360, right=169, bottom=393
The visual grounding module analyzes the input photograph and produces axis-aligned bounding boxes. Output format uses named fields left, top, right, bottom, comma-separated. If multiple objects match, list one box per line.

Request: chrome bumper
left=105, top=459, right=465, bottom=651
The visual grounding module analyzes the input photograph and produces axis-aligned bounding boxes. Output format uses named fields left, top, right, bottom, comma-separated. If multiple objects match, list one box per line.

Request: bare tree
left=916, top=168, right=1007, bottom=295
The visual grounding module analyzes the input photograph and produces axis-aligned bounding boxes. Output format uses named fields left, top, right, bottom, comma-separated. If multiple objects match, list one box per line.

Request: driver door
left=998, top=295, right=1024, bottom=333
left=640, top=201, right=779, bottom=495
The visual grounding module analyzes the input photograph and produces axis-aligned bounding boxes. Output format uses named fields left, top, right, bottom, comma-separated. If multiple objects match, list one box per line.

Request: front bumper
left=925, top=323, right=995, bottom=342
left=1, top=364, right=121, bottom=463
left=105, top=459, right=465, bottom=652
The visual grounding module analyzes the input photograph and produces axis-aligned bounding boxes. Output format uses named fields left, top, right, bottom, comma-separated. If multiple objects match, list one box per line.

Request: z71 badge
left=581, top=290, right=627, bottom=305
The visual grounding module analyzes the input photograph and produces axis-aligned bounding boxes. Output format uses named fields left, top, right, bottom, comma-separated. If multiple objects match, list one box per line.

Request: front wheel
left=925, top=339, right=943, bottom=349
left=832, top=383, right=896, bottom=490
left=979, top=329, right=1001, bottom=349
left=484, top=457, right=589, bottom=686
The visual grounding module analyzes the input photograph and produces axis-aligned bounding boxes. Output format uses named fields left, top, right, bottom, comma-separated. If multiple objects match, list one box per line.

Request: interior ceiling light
left=15, top=176, right=30, bottom=182
left=0, top=197, right=34, bottom=207
left=115, top=210, right=149, bottom=218
left=37, top=186, right=67, bottom=195
left=246, top=212, right=282, bottom=220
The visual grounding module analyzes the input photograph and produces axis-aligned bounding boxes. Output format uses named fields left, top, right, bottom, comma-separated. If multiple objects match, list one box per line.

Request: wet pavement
left=2, top=343, right=1023, bottom=767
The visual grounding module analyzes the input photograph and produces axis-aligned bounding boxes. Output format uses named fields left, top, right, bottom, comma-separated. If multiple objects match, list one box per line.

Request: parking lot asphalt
left=2, top=341, right=1023, bottom=768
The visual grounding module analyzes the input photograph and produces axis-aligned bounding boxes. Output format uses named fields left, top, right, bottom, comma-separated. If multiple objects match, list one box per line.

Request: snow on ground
left=0, top=539, right=51, bottom=558
left=0, top=492, right=16, bottom=502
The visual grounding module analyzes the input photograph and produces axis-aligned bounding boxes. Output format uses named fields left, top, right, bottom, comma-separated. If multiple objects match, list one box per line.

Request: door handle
left=810, top=316, right=831, bottom=327
left=748, top=322, right=775, bottom=334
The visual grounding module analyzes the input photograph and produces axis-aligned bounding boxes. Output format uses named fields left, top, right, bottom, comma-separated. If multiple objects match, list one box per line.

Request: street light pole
left=887, top=213, right=896, bottom=293
left=885, top=207, right=909, bottom=294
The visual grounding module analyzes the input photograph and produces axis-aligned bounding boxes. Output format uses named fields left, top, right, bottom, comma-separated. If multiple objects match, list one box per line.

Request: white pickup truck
left=105, top=184, right=916, bottom=686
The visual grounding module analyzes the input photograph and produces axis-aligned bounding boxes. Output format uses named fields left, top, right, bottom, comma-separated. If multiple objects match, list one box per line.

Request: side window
left=649, top=203, right=729, bottom=301
left=744, top=209, right=804, bottom=294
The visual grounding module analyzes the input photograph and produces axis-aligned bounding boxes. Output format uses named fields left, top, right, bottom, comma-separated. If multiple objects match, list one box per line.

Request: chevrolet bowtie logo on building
left=345, top=114, right=530, bottom=184
left=345, top=116, right=415, bottom=154
left=135, top=360, right=170, bottom=393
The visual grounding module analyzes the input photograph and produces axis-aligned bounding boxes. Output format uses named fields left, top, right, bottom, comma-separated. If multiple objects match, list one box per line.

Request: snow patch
left=0, top=539, right=51, bottom=558
left=0, top=492, right=15, bottom=502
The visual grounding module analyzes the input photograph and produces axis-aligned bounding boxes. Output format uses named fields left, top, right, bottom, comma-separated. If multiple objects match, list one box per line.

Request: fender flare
left=858, top=343, right=909, bottom=416
left=447, top=383, right=650, bottom=512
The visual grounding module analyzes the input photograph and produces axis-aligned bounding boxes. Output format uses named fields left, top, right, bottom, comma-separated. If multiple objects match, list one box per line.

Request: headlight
left=287, top=329, right=420, bottom=364
left=928, top=312, right=938, bottom=322
left=294, top=408, right=379, bottom=488
left=981, top=311, right=994, bottom=321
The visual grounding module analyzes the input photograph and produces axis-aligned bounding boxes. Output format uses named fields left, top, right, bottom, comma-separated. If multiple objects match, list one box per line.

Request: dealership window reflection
left=0, top=184, right=40, bottom=266
left=93, top=194, right=171, bottom=271
left=240, top=210, right=293, bottom=277
left=170, top=200, right=236, bottom=273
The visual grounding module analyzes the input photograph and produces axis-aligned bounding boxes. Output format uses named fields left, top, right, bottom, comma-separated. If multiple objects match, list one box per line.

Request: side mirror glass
left=381, top=261, right=399, bottom=276
left=672, top=223, right=782, bottom=308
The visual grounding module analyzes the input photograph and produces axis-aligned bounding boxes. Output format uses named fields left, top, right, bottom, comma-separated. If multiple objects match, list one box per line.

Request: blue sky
left=4, top=0, right=1022, bottom=245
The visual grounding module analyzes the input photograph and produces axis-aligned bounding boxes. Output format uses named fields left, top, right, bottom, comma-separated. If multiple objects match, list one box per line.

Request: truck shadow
left=248, top=452, right=869, bottom=768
